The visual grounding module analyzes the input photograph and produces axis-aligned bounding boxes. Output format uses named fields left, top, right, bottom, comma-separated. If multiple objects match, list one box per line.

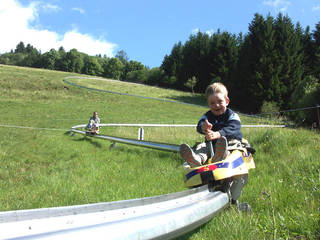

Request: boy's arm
left=196, top=115, right=208, bottom=134
left=218, top=113, right=241, bottom=138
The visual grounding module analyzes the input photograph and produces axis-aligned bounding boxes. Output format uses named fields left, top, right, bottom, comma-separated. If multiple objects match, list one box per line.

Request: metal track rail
left=70, top=123, right=285, bottom=152
left=71, top=125, right=181, bottom=152
left=0, top=186, right=229, bottom=239
left=0, top=124, right=229, bottom=239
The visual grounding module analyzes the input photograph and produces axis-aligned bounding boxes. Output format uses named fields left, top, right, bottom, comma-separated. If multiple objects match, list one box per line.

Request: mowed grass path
left=0, top=65, right=319, bottom=239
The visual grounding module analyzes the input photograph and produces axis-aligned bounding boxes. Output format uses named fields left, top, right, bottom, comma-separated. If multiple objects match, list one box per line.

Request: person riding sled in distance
left=86, top=111, right=101, bottom=134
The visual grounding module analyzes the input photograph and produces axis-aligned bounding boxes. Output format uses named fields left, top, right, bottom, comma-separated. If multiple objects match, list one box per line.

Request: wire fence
left=238, top=105, right=320, bottom=129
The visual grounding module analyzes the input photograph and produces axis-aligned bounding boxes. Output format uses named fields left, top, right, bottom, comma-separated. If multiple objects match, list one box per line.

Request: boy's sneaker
left=231, top=199, right=239, bottom=207
left=211, top=136, right=228, bottom=163
left=180, top=143, right=202, bottom=167
left=238, top=202, right=252, bottom=213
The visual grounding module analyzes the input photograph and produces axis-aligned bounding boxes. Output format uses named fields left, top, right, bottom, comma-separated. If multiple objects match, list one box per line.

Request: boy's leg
left=230, top=174, right=251, bottom=212
left=211, top=136, right=228, bottom=163
left=193, top=142, right=209, bottom=163
left=230, top=174, right=248, bottom=201
left=180, top=143, right=204, bottom=167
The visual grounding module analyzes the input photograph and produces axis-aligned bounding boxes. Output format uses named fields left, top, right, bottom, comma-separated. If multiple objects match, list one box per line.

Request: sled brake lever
left=207, top=140, right=215, bottom=164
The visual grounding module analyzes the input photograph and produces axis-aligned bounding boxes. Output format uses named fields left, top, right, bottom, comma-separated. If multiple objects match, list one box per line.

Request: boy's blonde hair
left=205, top=82, right=229, bottom=99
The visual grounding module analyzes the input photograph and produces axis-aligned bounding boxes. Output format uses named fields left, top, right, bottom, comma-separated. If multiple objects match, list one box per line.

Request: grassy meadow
left=0, top=64, right=319, bottom=239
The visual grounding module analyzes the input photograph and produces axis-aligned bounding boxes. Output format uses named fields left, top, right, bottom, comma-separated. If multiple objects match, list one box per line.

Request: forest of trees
left=0, top=13, right=319, bottom=126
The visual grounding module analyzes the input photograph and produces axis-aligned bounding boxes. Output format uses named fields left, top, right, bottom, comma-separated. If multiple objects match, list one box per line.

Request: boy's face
left=207, top=93, right=229, bottom=116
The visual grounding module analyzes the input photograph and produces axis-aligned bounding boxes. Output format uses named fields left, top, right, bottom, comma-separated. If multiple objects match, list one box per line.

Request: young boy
left=87, top=111, right=101, bottom=134
left=180, top=82, right=242, bottom=166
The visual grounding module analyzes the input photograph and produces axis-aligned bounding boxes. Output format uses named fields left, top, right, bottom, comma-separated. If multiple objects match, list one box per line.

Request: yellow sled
left=183, top=143, right=255, bottom=188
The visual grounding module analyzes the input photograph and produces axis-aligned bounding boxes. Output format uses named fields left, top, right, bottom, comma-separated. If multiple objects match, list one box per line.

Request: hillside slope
left=0, top=65, right=319, bottom=239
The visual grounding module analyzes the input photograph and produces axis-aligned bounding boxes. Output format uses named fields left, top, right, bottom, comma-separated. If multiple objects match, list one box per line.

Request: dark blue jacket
left=196, top=108, right=242, bottom=141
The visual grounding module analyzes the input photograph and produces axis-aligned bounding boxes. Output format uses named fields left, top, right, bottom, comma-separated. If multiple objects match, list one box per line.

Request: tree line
left=0, top=13, right=319, bottom=126
left=0, top=43, right=148, bottom=81
left=161, top=13, right=319, bottom=126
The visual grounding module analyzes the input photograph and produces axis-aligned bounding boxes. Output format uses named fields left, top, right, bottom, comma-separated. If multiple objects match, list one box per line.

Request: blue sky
left=1, top=0, right=319, bottom=68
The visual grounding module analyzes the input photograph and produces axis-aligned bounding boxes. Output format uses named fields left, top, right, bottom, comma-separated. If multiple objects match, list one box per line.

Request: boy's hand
left=205, top=130, right=221, bottom=141
left=201, top=119, right=213, bottom=133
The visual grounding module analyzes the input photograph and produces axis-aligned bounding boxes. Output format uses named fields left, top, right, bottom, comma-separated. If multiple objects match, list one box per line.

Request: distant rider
left=87, top=111, right=100, bottom=134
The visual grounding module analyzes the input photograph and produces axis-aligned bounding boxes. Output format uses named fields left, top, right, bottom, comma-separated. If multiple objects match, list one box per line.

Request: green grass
left=187, top=128, right=320, bottom=240
left=67, top=76, right=207, bottom=106
left=0, top=64, right=319, bottom=239
left=65, top=75, right=284, bottom=125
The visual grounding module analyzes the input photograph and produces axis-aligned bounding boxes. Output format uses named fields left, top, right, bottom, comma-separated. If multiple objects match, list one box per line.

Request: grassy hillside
left=0, top=65, right=319, bottom=239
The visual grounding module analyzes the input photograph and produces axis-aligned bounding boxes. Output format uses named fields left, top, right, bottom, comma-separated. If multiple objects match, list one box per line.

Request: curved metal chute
left=0, top=124, right=231, bottom=239
left=0, top=186, right=229, bottom=239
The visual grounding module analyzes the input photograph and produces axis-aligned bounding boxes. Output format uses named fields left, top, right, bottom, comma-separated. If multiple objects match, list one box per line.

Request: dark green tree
left=82, top=55, right=103, bottom=76
left=289, top=75, right=320, bottom=126
left=115, top=50, right=129, bottom=65
left=122, top=60, right=144, bottom=80
left=274, top=13, right=304, bottom=109
left=14, top=42, right=26, bottom=53
left=147, top=67, right=165, bottom=86
left=312, top=22, right=320, bottom=78
left=161, top=30, right=240, bottom=94
left=126, top=69, right=148, bottom=83
left=209, top=31, right=240, bottom=93
left=0, top=53, right=11, bottom=65
left=55, top=47, right=68, bottom=71
left=235, top=14, right=277, bottom=111
left=41, top=49, right=59, bottom=70
left=161, top=42, right=184, bottom=89
left=297, top=24, right=313, bottom=77
left=102, top=57, right=124, bottom=80
left=181, top=32, right=211, bottom=92
left=23, top=44, right=41, bottom=67
left=65, top=49, right=84, bottom=73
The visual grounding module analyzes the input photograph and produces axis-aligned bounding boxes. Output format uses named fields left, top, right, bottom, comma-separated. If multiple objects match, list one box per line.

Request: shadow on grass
left=64, top=131, right=103, bottom=148
left=73, top=136, right=103, bottom=148
left=110, top=143, right=170, bottom=156
left=166, top=95, right=207, bottom=107
left=108, top=143, right=184, bottom=163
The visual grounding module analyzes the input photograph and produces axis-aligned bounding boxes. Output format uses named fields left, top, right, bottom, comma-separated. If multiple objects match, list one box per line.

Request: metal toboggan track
left=0, top=124, right=229, bottom=239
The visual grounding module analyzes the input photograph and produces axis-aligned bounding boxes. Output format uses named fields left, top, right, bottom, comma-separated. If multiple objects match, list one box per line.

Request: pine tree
left=312, top=22, right=320, bottom=78
left=161, top=42, right=184, bottom=89
left=182, top=31, right=211, bottom=92
left=209, top=31, right=239, bottom=94
left=274, top=13, right=304, bottom=110
left=236, top=14, right=277, bottom=112
left=14, top=42, right=26, bottom=53
left=297, top=24, right=313, bottom=77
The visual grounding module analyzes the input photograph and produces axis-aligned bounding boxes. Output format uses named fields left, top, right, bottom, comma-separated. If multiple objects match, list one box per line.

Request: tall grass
left=0, top=65, right=319, bottom=239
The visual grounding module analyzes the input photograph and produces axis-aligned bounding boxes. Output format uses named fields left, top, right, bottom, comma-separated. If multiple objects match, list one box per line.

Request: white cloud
left=192, top=28, right=214, bottom=36
left=192, top=28, right=200, bottom=34
left=61, top=30, right=115, bottom=56
left=205, top=29, right=214, bottom=36
left=72, top=7, right=85, bottom=14
left=41, top=3, right=61, bottom=13
left=312, top=5, right=320, bottom=11
left=263, top=0, right=291, bottom=12
left=0, top=0, right=116, bottom=57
